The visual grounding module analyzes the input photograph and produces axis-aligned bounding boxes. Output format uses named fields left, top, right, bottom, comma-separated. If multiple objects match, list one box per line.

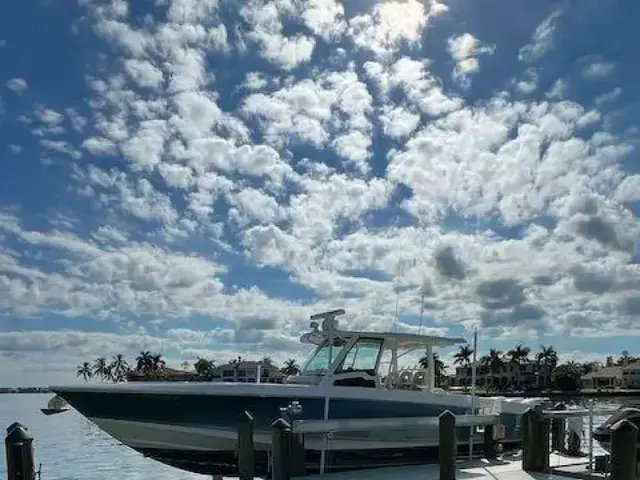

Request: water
left=0, top=394, right=208, bottom=480
left=1, top=394, right=635, bottom=479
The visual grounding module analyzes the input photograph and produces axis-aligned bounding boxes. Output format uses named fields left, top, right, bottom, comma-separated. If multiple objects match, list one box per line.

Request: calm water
left=1, top=394, right=634, bottom=479
left=0, top=394, right=208, bottom=480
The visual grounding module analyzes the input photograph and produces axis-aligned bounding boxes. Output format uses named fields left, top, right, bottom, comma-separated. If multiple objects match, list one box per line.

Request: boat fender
left=567, top=431, right=581, bottom=456
left=566, top=416, right=583, bottom=456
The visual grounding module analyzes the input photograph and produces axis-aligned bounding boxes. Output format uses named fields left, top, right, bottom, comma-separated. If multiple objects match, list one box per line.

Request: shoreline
left=475, top=389, right=640, bottom=399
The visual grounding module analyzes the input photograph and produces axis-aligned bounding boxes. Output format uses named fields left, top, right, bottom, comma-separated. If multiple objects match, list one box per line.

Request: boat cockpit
left=284, top=309, right=465, bottom=392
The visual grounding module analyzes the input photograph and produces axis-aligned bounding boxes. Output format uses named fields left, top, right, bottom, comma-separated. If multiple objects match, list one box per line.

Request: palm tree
left=507, top=344, right=531, bottom=390
left=93, top=357, right=108, bottom=382
left=76, top=362, right=93, bottom=382
left=181, top=360, right=190, bottom=371
left=230, top=356, right=244, bottom=382
left=281, top=358, right=300, bottom=376
left=418, top=352, right=447, bottom=387
left=136, top=351, right=153, bottom=375
left=482, top=349, right=505, bottom=391
left=536, top=345, right=558, bottom=388
left=453, top=344, right=474, bottom=367
left=151, top=354, right=166, bottom=377
left=109, top=354, right=129, bottom=383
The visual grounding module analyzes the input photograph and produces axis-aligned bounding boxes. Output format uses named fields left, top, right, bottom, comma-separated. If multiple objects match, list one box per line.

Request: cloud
left=0, top=0, right=639, bottom=385
left=447, top=33, right=494, bottom=87
left=518, top=2, right=569, bottom=63
left=6, top=78, right=28, bottom=95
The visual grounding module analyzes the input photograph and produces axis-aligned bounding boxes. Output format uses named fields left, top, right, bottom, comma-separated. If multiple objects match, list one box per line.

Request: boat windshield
left=301, top=337, right=347, bottom=376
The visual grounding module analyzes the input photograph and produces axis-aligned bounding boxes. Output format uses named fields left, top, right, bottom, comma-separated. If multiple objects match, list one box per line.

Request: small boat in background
left=41, top=394, right=70, bottom=415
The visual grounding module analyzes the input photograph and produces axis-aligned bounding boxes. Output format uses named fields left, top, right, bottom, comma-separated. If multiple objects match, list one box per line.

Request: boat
left=592, top=404, right=640, bottom=455
left=51, top=309, right=545, bottom=476
left=41, top=394, right=70, bottom=415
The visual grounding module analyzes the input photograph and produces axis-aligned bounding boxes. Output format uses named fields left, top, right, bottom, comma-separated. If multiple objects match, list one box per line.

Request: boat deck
left=290, top=452, right=604, bottom=480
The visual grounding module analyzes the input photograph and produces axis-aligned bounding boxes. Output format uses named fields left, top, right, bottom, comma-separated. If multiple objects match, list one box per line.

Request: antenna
left=394, top=283, right=400, bottom=334
left=418, top=289, right=425, bottom=335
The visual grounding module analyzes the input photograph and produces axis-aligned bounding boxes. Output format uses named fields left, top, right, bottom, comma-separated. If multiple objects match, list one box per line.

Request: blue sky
left=1, top=0, right=640, bottom=386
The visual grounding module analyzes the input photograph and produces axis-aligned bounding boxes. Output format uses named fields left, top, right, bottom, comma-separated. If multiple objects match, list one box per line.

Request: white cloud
left=241, top=0, right=316, bottom=70
left=594, top=87, right=622, bottom=108
left=2, top=0, right=640, bottom=385
left=6, top=78, right=28, bottom=94
left=348, top=0, right=447, bottom=58
left=518, top=2, right=569, bottom=63
left=583, top=61, right=616, bottom=80
left=447, top=33, right=494, bottom=87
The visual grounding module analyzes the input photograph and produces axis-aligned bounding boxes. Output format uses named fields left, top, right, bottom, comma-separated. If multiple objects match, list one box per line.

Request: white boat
left=52, top=309, right=545, bottom=476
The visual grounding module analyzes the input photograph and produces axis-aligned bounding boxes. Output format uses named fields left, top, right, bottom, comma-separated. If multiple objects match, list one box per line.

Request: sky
left=1, top=0, right=639, bottom=387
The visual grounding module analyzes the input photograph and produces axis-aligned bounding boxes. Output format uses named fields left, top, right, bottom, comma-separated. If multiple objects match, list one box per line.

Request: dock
left=293, top=453, right=600, bottom=480
left=4, top=404, right=637, bottom=480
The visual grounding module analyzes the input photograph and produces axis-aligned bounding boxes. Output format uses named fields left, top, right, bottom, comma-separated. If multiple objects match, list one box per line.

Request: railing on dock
left=5, top=402, right=637, bottom=480
left=234, top=408, right=509, bottom=480
left=526, top=401, right=636, bottom=480
left=291, top=412, right=504, bottom=477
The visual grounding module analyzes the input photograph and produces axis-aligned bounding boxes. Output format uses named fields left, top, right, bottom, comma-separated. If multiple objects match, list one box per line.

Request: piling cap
left=5, top=424, right=33, bottom=443
left=611, top=418, right=638, bottom=434
left=6, top=422, right=24, bottom=434
left=270, top=417, right=291, bottom=430
left=238, top=410, right=254, bottom=422
left=439, top=410, right=455, bottom=419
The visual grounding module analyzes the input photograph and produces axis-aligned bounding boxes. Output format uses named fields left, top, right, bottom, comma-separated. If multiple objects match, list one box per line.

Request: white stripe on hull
left=89, top=417, right=519, bottom=453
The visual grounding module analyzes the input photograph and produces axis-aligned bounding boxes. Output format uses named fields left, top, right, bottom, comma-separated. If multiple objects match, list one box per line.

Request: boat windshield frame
left=300, top=336, right=349, bottom=376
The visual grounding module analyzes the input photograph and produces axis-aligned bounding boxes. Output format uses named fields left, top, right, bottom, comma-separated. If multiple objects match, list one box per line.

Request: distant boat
left=41, top=394, right=69, bottom=415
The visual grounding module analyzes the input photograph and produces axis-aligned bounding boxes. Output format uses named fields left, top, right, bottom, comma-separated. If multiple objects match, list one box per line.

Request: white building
left=581, top=361, right=640, bottom=389
left=452, top=361, right=552, bottom=390
left=212, top=360, right=285, bottom=383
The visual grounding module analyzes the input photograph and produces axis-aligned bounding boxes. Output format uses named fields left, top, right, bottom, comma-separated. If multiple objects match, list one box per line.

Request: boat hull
left=52, top=383, right=533, bottom=476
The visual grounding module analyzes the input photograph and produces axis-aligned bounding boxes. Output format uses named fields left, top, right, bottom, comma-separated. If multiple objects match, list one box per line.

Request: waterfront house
left=580, top=360, right=640, bottom=389
left=211, top=360, right=285, bottom=383
left=622, top=362, right=640, bottom=388
left=452, top=360, right=552, bottom=390
left=580, top=365, right=623, bottom=389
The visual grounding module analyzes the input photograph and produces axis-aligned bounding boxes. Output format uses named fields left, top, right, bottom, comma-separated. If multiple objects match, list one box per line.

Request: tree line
left=76, top=351, right=302, bottom=383
left=420, top=344, right=639, bottom=392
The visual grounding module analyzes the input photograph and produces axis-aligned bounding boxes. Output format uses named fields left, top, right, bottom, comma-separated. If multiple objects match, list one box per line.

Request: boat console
left=287, top=309, right=466, bottom=392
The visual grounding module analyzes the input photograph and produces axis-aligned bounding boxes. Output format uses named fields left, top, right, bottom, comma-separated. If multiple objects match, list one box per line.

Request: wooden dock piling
left=237, top=411, right=255, bottom=480
left=482, top=425, right=498, bottom=459
left=610, top=419, right=637, bottom=480
left=438, top=410, right=456, bottom=480
left=271, top=418, right=292, bottom=480
left=4, top=422, right=35, bottom=480
left=551, top=403, right=566, bottom=453
left=521, top=408, right=550, bottom=472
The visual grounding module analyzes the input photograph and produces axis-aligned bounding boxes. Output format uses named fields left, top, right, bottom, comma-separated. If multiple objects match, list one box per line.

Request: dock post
left=610, top=419, right=637, bottom=480
left=551, top=402, right=566, bottom=453
left=237, top=411, right=254, bottom=480
left=5, top=423, right=35, bottom=480
left=288, top=423, right=306, bottom=478
left=521, top=408, right=549, bottom=472
left=271, top=418, right=291, bottom=480
left=439, top=410, right=456, bottom=480
left=483, top=425, right=497, bottom=460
